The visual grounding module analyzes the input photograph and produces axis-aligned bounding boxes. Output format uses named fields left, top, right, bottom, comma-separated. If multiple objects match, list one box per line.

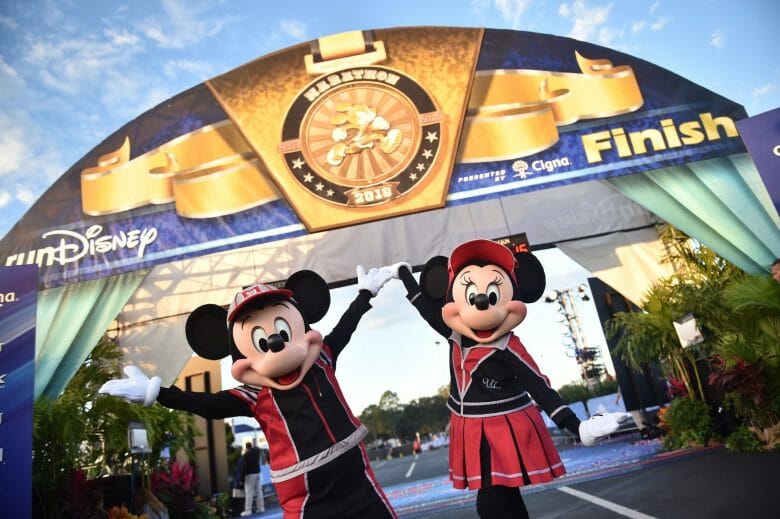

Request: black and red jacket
left=157, top=290, right=373, bottom=483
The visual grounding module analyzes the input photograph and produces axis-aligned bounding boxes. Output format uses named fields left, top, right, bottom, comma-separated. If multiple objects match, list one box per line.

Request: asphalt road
left=372, top=447, right=780, bottom=518
left=245, top=444, right=779, bottom=518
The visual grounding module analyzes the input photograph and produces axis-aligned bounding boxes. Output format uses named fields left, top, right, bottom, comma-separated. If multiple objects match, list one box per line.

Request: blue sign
left=0, top=265, right=37, bottom=518
left=736, top=107, right=780, bottom=216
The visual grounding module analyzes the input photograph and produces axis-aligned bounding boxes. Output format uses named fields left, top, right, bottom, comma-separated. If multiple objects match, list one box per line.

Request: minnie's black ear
left=514, top=252, right=546, bottom=303
left=420, top=256, right=449, bottom=302
left=285, top=270, right=330, bottom=323
left=185, top=304, right=230, bottom=360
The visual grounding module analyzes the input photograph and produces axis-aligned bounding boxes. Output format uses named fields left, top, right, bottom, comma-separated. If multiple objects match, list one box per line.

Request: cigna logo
left=512, top=157, right=571, bottom=178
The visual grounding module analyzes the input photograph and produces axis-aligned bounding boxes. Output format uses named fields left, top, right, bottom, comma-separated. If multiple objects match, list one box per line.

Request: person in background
left=241, top=441, right=264, bottom=516
left=771, top=258, right=780, bottom=283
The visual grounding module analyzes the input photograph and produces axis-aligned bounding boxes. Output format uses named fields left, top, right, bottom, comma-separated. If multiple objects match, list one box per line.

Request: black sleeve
left=398, top=266, right=451, bottom=338
left=504, top=354, right=581, bottom=436
left=157, top=386, right=252, bottom=419
left=323, top=288, right=373, bottom=362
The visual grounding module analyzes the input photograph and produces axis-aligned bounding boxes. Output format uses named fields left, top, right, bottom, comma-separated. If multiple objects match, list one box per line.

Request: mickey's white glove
left=387, top=262, right=412, bottom=278
left=356, top=265, right=394, bottom=296
left=578, top=412, right=632, bottom=446
left=99, top=365, right=162, bottom=407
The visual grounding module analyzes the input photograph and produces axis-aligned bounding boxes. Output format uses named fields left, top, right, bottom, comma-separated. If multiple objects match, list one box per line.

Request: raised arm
left=323, top=265, right=394, bottom=362
left=396, top=264, right=451, bottom=338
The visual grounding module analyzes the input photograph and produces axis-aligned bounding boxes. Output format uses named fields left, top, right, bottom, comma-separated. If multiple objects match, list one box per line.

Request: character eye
left=466, top=283, right=478, bottom=306
left=486, top=283, right=500, bottom=305
left=274, top=317, right=292, bottom=342
left=251, top=326, right=270, bottom=353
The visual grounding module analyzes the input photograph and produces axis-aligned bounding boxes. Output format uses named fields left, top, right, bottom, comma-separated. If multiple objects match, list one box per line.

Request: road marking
left=558, top=486, right=658, bottom=519
left=405, top=461, right=416, bottom=478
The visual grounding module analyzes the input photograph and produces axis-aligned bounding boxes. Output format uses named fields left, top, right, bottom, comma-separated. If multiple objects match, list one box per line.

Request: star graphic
left=326, top=189, right=334, bottom=197
left=291, top=157, right=305, bottom=169
left=315, top=182, right=324, bottom=192
left=303, top=173, right=314, bottom=183
left=422, top=149, right=433, bottom=159
left=416, top=163, right=425, bottom=172
left=425, top=131, right=438, bottom=143
left=409, top=173, right=418, bottom=181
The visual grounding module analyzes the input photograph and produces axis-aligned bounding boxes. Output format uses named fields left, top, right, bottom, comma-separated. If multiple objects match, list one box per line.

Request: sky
left=1, top=0, right=778, bottom=414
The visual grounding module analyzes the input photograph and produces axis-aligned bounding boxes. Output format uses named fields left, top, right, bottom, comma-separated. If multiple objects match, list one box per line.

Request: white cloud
left=0, top=15, right=18, bottom=30
left=105, top=28, right=141, bottom=47
left=0, top=190, right=11, bottom=208
left=14, top=185, right=37, bottom=205
left=631, top=21, right=646, bottom=34
left=163, top=59, right=214, bottom=80
left=599, top=27, right=623, bottom=44
left=0, top=124, right=27, bottom=177
left=470, top=0, right=492, bottom=15
left=752, top=83, right=777, bottom=99
left=709, top=29, right=726, bottom=49
left=650, top=16, right=668, bottom=31
left=649, top=1, right=661, bottom=15
left=279, top=19, right=308, bottom=41
left=139, top=0, right=236, bottom=49
left=494, top=0, right=531, bottom=29
left=558, top=1, right=614, bottom=42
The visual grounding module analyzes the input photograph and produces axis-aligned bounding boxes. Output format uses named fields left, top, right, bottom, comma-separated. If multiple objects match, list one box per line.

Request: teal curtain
left=35, top=270, right=148, bottom=400
left=607, top=153, right=780, bottom=274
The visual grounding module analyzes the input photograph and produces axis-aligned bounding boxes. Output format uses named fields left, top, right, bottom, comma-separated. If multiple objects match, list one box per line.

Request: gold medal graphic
left=279, top=66, right=444, bottom=207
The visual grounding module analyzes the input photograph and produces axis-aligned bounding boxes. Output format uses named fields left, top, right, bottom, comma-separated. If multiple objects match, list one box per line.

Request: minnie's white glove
left=356, top=265, right=394, bottom=296
left=578, top=412, right=632, bottom=446
left=99, top=365, right=161, bottom=407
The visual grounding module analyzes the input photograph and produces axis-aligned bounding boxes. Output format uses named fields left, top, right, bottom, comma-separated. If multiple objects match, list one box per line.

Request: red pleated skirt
left=448, top=405, right=566, bottom=490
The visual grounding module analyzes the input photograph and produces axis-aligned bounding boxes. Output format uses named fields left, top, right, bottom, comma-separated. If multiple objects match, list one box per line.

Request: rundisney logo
left=4, top=224, right=158, bottom=267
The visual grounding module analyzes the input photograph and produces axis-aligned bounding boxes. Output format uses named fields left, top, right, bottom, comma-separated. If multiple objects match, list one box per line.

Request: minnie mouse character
left=100, top=266, right=397, bottom=519
left=392, top=239, right=629, bottom=519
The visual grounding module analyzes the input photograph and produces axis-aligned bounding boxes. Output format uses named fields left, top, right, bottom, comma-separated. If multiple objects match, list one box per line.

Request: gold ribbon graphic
left=80, top=121, right=278, bottom=218
left=458, top=52, right=644, bottom=163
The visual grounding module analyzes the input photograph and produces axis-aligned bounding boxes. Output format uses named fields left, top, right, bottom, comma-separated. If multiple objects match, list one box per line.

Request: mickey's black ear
left=185, top=304, right=230, bottom=360
left=514, top=252, right=546, bottom=303
left=285, top=270, right=330, bottom=323
left=420, top=256, right=449, bottom=301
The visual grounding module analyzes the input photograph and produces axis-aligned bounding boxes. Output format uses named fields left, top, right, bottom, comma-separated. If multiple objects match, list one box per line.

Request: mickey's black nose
left=474, top=293, right=490, bottom=310
left=268, top=334, right=285, bottom=353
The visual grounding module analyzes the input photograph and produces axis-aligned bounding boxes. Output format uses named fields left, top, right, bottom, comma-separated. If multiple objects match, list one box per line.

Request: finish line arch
left=0, top=27, right=777, bottom=400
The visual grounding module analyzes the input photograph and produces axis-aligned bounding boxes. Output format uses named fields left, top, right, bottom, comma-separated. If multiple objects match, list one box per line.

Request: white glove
left=387, top=262, right=412, bottom=278
left=578, top=412, right=632, bottom=446
left=356, top=265, right=394, bottom=296
left=99, top=365, right=162, bottom=407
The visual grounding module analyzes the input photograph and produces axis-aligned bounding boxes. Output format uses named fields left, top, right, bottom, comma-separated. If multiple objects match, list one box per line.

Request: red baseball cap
left=226, top=283, right=293, bottom=325
left=448, top=239, right=518, bottom=286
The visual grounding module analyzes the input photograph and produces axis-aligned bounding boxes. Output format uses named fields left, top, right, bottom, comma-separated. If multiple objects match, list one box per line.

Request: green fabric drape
left=607, top=153, right=780, bottom=274
left=35, top=270, right=148, bottom=400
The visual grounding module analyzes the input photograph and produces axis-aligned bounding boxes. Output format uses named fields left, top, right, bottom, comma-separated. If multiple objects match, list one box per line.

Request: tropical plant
left=151, top=460, right=200, bottom=518
left=33, top=335, right=200, bottom=518
left=606, top=225, right=749, bottom=403
left=724, top=426, right=763, bottom=452
left=660, top=396, right=712, bottom=450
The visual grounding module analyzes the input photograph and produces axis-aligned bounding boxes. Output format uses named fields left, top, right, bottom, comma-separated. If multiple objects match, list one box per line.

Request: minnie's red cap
left=448, top=239, right=518, bottom=285
left=226, top=283, right=293, bottom=325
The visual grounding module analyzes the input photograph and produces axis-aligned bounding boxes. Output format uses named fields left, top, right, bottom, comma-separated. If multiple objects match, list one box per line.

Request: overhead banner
left=0, top=265, right=37, bottom=518
left=735, top=107, right=780, bottom=216
left=0, top=27, right=747, bottom=289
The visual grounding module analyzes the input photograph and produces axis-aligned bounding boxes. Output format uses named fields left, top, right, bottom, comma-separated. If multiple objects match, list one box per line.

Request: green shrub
left=661, top=396, right=712, bottom=450
left=725, top=426, right=763, bottom=452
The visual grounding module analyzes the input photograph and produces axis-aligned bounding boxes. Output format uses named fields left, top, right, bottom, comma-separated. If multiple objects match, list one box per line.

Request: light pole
left=544, top=285, right=605, bottom=390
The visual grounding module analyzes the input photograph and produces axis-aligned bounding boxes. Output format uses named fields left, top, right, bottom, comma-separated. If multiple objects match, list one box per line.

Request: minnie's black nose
left=474, top=293, right=490, bottom=310
left=268, top=334, right=285, bottom=352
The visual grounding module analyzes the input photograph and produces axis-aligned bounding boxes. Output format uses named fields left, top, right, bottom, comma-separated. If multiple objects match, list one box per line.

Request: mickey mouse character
left=100, top=267, right=397, bottom=519
left=392, top=239, right=629, bottom=519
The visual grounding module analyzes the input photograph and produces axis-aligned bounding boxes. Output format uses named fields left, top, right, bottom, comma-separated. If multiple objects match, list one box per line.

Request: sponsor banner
left=0, top=265, right=37, bottom=518
left=735, top=107, right=780, bottom=215
left=0, top=28, right=747, bottom=289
